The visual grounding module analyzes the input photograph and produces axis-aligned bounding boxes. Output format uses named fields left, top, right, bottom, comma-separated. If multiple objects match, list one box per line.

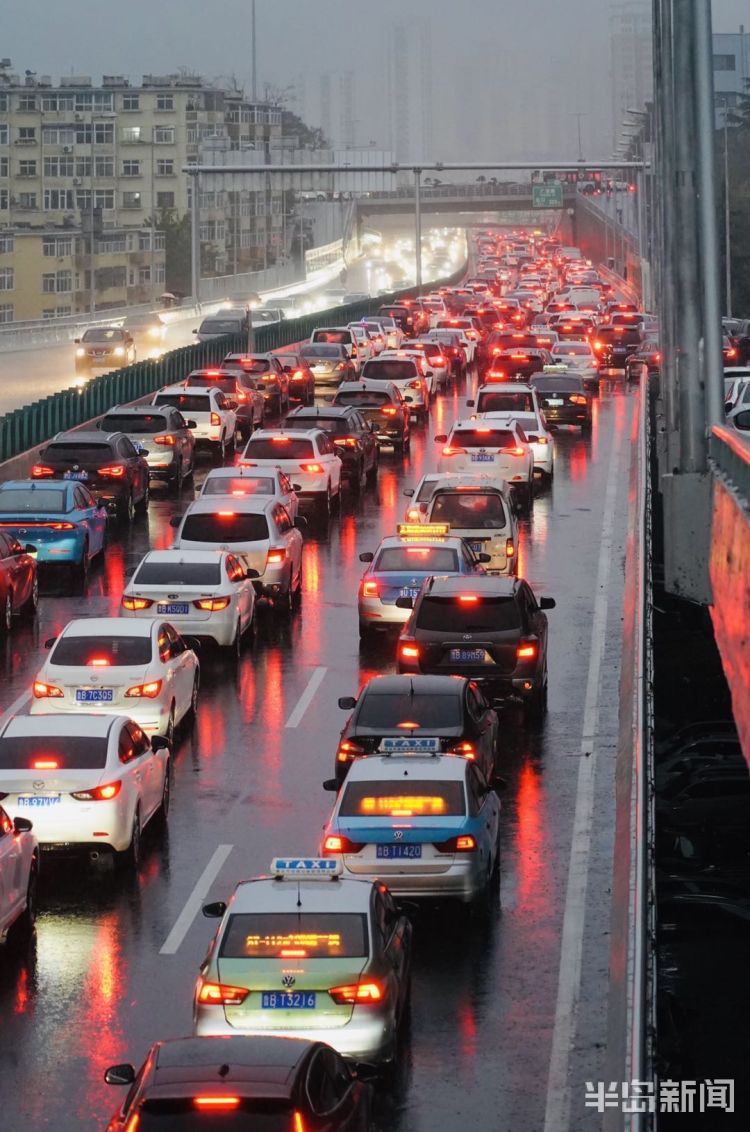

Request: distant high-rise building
left=713, top=28, right=750, bottom=126
left=609, top=1, right=653, bottom=142
left=392, top=27, right=410, bottom=163
left=419, top=23, right=434, bottom=160
left=320, top=74, right=332, bottom=147
left=339, top=71, right=355, bottom=149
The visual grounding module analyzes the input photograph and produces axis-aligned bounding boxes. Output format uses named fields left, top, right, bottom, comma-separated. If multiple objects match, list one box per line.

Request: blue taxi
left=0, top=480, right=107, bottom=588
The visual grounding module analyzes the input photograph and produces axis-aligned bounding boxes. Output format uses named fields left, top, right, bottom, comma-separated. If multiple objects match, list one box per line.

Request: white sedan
left=199, top=466, right=299, bottom=519
left=0, top=713, right=169, bottom=867
left=30, top=617, right=200, bottom=746
left=0, top=804, right=38, bottom=942
left=434, top=417, right=535, bottom=512
left=121, top=550, right=256, bottom=653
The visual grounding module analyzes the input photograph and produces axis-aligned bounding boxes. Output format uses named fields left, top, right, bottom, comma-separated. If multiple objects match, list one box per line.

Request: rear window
left=301, top=345, right=343, bottom=359
left=363, top=361, right=418, bottom=382
left=153, top=394, right=211, bottom=413
left=223, top=357, right=271, bottom=373
left=312, top=330, right=351, bottom=345
left=416, top=594, right=521, bottom=633
left=476, top=391, right=534, bottom=414
left=334, top=390, right=390, bottom=407
left=244, top=437, right=314, bottom=460
left=202, top=476, right=276, bottom=497
left=299, top=417, right=349, bottom=435
left=186, top=375, right=236, bottom=394
left=199, top=320, right=242, bottom=335
left=0, top=736, right=109, bottom=771
left=220, top=913, right=368, bottom=958
left=101, top=414, right=169, bottom=434
left=598, top=328, right=640, bottom=344
left=134, top=1102, right=294, bottom=1130
left=133, top=562, right=222, bottom=586
left=44, top=443, right=114, bottom=462
left=0, top=488, right=68, bottom=513
left=449, top=429, right=515, bottom=449
left=532, top=377, right=582, bottom=393
left=430, top=493, right=507, bottom=529
left=373, top=546, right=459, bottom=572
left=50, top=635, right=153, bottom=666
left=340, top=779, right=466, bottom=818
left=555, top=344, right=592, bottom=356
left=180, top=512, right=269, bottom=544
left=357, top=693, right=462, bottom=729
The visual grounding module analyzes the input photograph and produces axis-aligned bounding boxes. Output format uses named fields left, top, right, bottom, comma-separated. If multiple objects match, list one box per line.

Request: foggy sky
left=4, top=0, right=748, bottom=163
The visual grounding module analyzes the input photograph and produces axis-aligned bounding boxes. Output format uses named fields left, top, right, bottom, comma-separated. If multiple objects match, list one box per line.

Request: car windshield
left=297, top=417, right=349, bottom=435
left=180, top=512, right=269, bottom=544
left=374, top=546, right=459, bottom=571
left=244, top=438, right=314, bottom=460
left=357, top=693, right=462, bottom=729
left=220, top=912, right=368, bottom=959
left=363, top=361, right=418, bottom=382
left=312, top=330, right=351, bottom=345
left=199, top=320, right=242, bottom=335
left=133, top=562, right=222, bottom=586
left=0, top=736, right=109, bottom=770
left=154, top=394, right=211, bottom=413
left=449, top=429, right=515, bottom=449
left=477, top=391, right=534, bottom=413
left=416, top=594, right=521, bottom=633
left=81, top=328, right=124, bottom=343
left=51, top=635, right=153, bottom=666
left=101, top=414, right=169, bottom=434
left=133, top=1101, right=296, bottom=1130
left=0, top=488, right=69, bottom=513
left=202, top=476, right=276, bottom=497
left=301, top=345, right=343, bottom=359
left=340, top=779, right=466, bottom=817
left=430, top=493, right=507, bottom=529
left=335, top=391, right=391, bottom=407
left=44, top=443, right=114, bottom=462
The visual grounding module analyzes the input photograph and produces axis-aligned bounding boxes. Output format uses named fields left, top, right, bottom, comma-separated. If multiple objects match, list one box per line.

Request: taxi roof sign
left=271, top=857, right=342, bottom=879
left=397, top=522, right=450, bottom=540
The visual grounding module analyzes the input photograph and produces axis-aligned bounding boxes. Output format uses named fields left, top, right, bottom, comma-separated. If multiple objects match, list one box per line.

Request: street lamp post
left=720, top=96, right=732, bottom=317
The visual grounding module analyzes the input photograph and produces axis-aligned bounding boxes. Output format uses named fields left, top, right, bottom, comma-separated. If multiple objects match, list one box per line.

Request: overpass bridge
left=354, top=179, right=578, bottom=217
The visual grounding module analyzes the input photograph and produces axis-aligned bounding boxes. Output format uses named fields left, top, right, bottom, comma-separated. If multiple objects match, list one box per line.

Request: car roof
left=288, top=406, right=353, bottom=418
left=360, top=674, right=465, bottom=697
left=425, top=574, right=518, bottom=596
left=451, top=417, right=518, bottom=430
left=52, top=431, right=120, bottom=443
left=0, top=713, right=124, bottom=739
left=343, top=754, right=468, bottom=783
left=157, top=384, right=217, bottom=397
left=337, top=380, right=398, bottom=394
left=137, top=549, right=230, bottom=564
left=205, top=466, right=280, bottom=479
left=0, top=479, right=69, bottom=491
left=60, top=616, right=155, bottom=637
left=104, top=404, right=170, bottom=416
left=477, top=382, right=534, bottom=394
left=375, top=533, right=468, bottom=551
left=229, top=875, right=374, bottom=914
left=249, top=427, right=323, bottom=440
left=153, top=1035, right=314, bottom=1080
left=185, top=496, right=273, bottom=516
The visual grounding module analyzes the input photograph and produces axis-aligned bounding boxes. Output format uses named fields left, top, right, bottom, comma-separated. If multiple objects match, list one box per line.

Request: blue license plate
left=261, top=992, right=316, bottom=1009
left=17, top=794, right=61, bottom=807
left=449, top=648, right=486, bottom=663
left=399, top=587, right=420, bottom=600
left=64, top=470, right=89, bottom=481
left=76, top=689, right=114, bottom=703
left=471, top=453, right=494, bottom=462
left=157, top=603, right=189, bottom=615
left=469, top=541, right=484, bottom=552
left=377, top=844, right=423, bottom=859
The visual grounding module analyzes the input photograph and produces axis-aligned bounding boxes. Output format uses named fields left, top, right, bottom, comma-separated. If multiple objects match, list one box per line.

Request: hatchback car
left=74, top=326, right=136, bottom=374
left=241, top=429, right=343, bottom=519
left=275, top=351, right=316, bottom=406
left=0, top=480, right=105, bottom=589
left=424, top=481, right=517, bottom=575
left=467, top=385, right=554, bottom=478
left=99, top=405, right=196, bottom=492
left=194, top=858, right=412, bottom=1064
left=593, top=326, right=641, bottom=372
left=31, top=617, right=200, bottom=745
left=361, top=356, right=429, bottom=419
left=31, top=431, right=150, bottom=523
left=434, top=419, right=534, bottom=513
left=300, top=344, right=356, bottom=387
left=221, top=354, right=290, bottom=418
left=396, top=574, right=555, bottom=719
left=334, top=674, right=499, bottom=785
left=183, top=369, right=257, bottom=442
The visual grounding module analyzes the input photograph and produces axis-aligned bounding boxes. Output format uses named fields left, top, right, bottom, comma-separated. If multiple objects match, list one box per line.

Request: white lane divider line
left=285, top=666, right=327, bottom=729
left=543, top=405, right=628, bottom=1132
left=0, top=690, right=31, bottom=723
left=160, top=843, right=234, bottom=955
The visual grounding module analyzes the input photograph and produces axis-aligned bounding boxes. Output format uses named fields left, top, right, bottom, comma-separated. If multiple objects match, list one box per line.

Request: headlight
left=113, top=347, right=126, bottom=357
left=76, top=347, right=85, bottom=357
left=148, top=326, right=160, bottom=338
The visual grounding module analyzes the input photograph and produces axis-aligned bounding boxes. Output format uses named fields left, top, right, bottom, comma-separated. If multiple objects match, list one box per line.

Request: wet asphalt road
left=0, top=372, right=636, bottom=1131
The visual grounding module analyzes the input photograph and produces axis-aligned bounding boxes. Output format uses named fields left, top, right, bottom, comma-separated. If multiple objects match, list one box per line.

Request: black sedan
left=396, top=575, right=555, bottom=720
left=104, top=1035, right=371, bottom=1131
left=32, top=431, right=150, bottom=523
left=593, top=325, right=641, bottom=371
left=529, top=373, right=592, bottom=434
left=334, top=673, right=499, bottom=784
left=276, top=350, right=316, bottom=406
left=286, top=405, right=379, bottom=490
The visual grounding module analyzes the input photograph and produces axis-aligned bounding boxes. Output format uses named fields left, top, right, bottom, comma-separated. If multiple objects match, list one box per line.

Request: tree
left=153, top=208, right=192, bottom=294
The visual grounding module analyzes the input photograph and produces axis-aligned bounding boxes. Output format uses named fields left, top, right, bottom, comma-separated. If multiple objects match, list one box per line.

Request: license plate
left=399, top=587, right=420, bottom=600
left=17, top=794, right=61, bottom=807
left=471, top=453, right=494, bottom=463
left=469, top=541, right=485, bottom=552
left=76, top=688, right=114, bottom=703
left=261, top=992, right=316, bottom=1009
left=377, top=844, right=423, bottom=859
left=64, top=470, right=89, bottom=481
left=157, top=603, right=189, bottom=615
left=546, top=398, right=564, bottom=406
left=449, top=648, right=487, bottom=663
left=380, top=737, right=441, bottom=753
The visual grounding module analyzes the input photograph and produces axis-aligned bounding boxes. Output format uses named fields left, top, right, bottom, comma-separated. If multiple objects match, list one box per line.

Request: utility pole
left=573, top=113, right=585, bottom=161
left=721, top=97, right=732, bottom=317
left=251, top=0, right=258, bottom=103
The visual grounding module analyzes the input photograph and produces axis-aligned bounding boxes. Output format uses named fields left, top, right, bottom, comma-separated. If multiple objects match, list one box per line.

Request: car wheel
left=135, top=482, right=150, bottom=512
left=158, top=760, right=171, bottom=823
left=317, top=486, right=331, bottom=522
left=171, top=462, right=184, bottom=497
left=358, top=619, right=375, bottom=642
left=20, top=574, right=39, bottom=620
left=403, top=429, right=411, bottom=453
left=188, top=673, right=200, bottom=720
left=117, top=492, right=135, bottom=525
left=526, top=677, right=548, bottom=723
left=366, top=450, right=379, bottom=485
left=214, top=435, right=227, bottom=465
left=117, top=809, right=142, bottom=871
left=0, top=590, right=12, bottom=635
left=278, top=580, right=294, bottom=618
left=9, top=855, right=38, bottom=942
left=230, top=618, right=242, bottom=660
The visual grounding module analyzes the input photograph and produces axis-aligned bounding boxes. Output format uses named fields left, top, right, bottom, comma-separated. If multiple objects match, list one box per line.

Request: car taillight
left=266, top=547, right=286, bottom=565
left=569, top=394, right=588, bottom=405
left=726, top=347, right=737, bottom=359
left=450, top=741, right=476, bottom=760
left=433, top=354, right=446, bottom=365
left=406, top=508, right=420, bottom=520
left=337, top=437, right=359, bottom=448
left=502, top=446, right=526, bottom=457
left=487, top=370, right=506, bottom=381
left=71, top=781, right=122, bottom=801
left=399, top=643, right=420, bottom=660
left=210, top=412, right=221, bottom=426
left=98, top=465, right=126, bottom=478
left=300, top=462, right=323, bottom=473
left=336, top=362, right=347, bottom=371
left=336, top=739, right=365, bottom=764
left=407, top=379, right=424, bottom=391
left=517, top=640, right=538, bottom=660
left=193, top=1098, right=241, bottom=1112
left=361, top=581, right=379, bottom=598
left=154, top=435, right=175, bottom=446
left=435, top=834, right=477, bottom=852
left=323, top=833, right=365, bottom=853
left=31, top=464, right=55, bottom=478
left=194, top=597, right=231, bottom=611
left=235, top=391, right=248, bottom=402
left=506, top=538, right=515, bottom=558
left=121, top=596, right=154, bottom=611
left=329, top=981, right=385, bottom=1004
left=125, top=680, right=163, bottom=698
left=291, top=369, right=305, bottom=380
left=442, top=446, right=466, bottom=456
left=197, top=980, right=250, bottom=1006
left=33, top=680, right=63, bottom=698
left=593, top=340, right=604, bottom=352
left=381, top=407, right=397, bottom=416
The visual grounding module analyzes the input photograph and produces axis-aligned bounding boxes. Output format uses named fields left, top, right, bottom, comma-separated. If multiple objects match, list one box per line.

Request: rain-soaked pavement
left=0, top=372, right=636, bottom=1131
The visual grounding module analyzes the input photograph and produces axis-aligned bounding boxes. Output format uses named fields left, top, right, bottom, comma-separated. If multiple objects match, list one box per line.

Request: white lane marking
left=160, top=843, right=234, bottom=955
left=0, top=690, right=31, bottom=723
left=285, top=666, right=327, bottom=729
left=543, top=408, right=627, bottom=1132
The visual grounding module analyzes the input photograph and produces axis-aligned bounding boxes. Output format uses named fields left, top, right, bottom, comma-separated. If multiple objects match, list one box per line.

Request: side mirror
left=169, top=515, right=182, bottom=528
left=466, top=399, right=475, bottom=407
left=338, top=696, right=357, bottom=710
left=245, top=567, right=260, bottom=579
left=403, top=395, right=414, bottom=403
left=403, top=488, right=414, bottom=497
left=733, top=409, right=750, bottom=431
left=359, top=551, right=374, bottom=563
left=44, top=637, right=57, bottom=650
left=104, top=1064, right=136, bottom=1087
left=539, top=596, right=556, bottom=610
left=323, top=778, right=340, bottom=792
left=192, top=329, right=198, bottom=334
left=186, top=419, right=198, bottom=429
left=294, top=515, right=308, bottom=531
left=124, top=566, right=136, bottom=578
left=202, top=901, right=227, bottom=919
left=24, top=544, right=37, bottom=555
left=151, top=735, right=170, bottom=752
left=13, top=816, right=33, bottom=834
left=478, top=553, right=492, bottom=563
left=434, top=434, right=447, bottom=443
left=183, top=637, right=202, bottom=655
left=395, top=595, right=414, bottom=610
left=226, top=400, right=238, bottom=411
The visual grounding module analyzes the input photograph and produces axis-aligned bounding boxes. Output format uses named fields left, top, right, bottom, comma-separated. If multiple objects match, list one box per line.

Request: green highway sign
left=532, top=182, right=564, bottom=208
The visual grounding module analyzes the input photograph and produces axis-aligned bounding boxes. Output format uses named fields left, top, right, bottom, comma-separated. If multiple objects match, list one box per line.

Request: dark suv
left=396, top=574, right=555, bottom=719
left=32, top=431, right=149, bottom=523
left=221, top=354, right=290, bottom=416
left=594, top=326, right=641, bottom=371
left=285, top=405, right=379, bottom=488
left=74, top=326, right=136, bottom=374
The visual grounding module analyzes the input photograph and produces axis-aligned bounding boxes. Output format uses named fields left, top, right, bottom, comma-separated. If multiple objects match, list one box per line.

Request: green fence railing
left=0, top=266, right=466, bottom=465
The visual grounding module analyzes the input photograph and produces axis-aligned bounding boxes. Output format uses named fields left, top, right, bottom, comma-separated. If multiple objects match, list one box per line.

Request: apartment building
left=713, top=29, right=750, bottom=126
left=609, top=2, right=653, bottom=145
left=0, top=64, right=283, bottom=320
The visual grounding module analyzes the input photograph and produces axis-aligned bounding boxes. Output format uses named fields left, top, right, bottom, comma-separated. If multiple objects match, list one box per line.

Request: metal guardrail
left=709, top=425, right=750, bottom=509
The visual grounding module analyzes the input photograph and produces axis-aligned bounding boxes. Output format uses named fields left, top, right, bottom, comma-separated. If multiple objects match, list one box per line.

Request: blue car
left=321, top=751, right=501, bottom=904
left=0, top=480, right=107, bottom=588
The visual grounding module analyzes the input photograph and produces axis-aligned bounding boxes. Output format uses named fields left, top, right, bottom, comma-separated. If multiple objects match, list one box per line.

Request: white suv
left=434, top=417, right=534, bottom=512
left=152, top=385, right=237, bottom=463
left=241, top=428, right=343, bottom=520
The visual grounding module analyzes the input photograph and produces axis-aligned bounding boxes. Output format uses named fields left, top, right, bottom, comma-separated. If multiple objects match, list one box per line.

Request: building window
left=74, top=92, right=113, bottom=112
left=156, top=93, right=175, bottom=111
left=42, top=126, right=75, bottom=145
left=18, top=94, right=37, bottom=112
left=0, top=189, right=8, bottom=210
left=44, top=156, right=75, bottom=178
left=95, top=235, right=126, bottom=253
left=122, top=93, right=140, bottom=111
left=42, top=273, right=56, bottom=293
left=43, top=236, right=73, bottom=257
left=56, top=305, right=72, bottom=316
left=154, top=263, right=166, bottom=284
left=18, top=160, right=37, bottom=177
left=0, top=94, right=8, bottom=112
left=0, top=126, right=8, bottom=146
left=139, top=267, right=152, bottom=284
left=154, top=127, right=175, bottom=144
left=0, top=268, right=15, bottom=291
left=156, top=159, right=174, bottom=176
left=122, top=160, right=141, bottom=177
left=713, top=54, right=736, bottom=71
left=138, top=232, right=152, bottom=251
left=0, top=303, right=13, bottom=323
left=75, top=122, right=114, bottom=146
left=75, top=157, right=92, bottom=178
left=41, top=93, right=74, bottom=111
left=0, top=235, right=14, bottom=255
left=95, top=156, right=114, bottom=178
left=121, top=126, right=142, bottom=144
left=122, top=190, right=142, bottom=209
left=44, top=188, right=76, bottom=210
left=95, top=265, right=127, bottom=290
left=55, top=270, right=73, bottom=293
left=0, top=158, right=7, bottom=177
left=156, top=191, right=175, bottom=209
left=18, top=127, right=36, bottom=143
left=18, top=192, right=37, bottom=209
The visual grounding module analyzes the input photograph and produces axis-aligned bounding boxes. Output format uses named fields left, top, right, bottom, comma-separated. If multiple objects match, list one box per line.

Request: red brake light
left=450, top=741, right=476, bottom=760
left=197, top=981, right=250, bottom=1006
left=323, top=833, right=364, bottom=852
left=71, top=781, right=123, bottom=801
left=400, top=643, right=420, bottom=659
left=381, top=407, right=397, bottom=416
left=193, top=1098, right=241, bottom=1111
left=194, top=597, right=231, bottom=611
left=517, top=641, right=538, bottom=660
left=31, top=464, right=54, bottom=478
left=300, top=463, right=323, bottom=473
left=32, top=681, right=63, bottom=699
left=210, top=412, right=221, bottom=426
left=121, top=596, right=154, bottom=611
left=506, top=538, right=515, bottom=557
left=362, top=580, right=379, bottom=597
left=458, top=594, right=479, bottom=604
left=98, top=465, right=126, bottom=478
left=503, top=446, right=526, bottom=456
left=329, top=981, right=384, bottom=1004
left=442, top=446, right=465, bottom=457
left=125, top=680, right=163, bottom=698
left=266, top=547, right=287, bottom=565
left=569, top=394, right=588, bottom=406
left=154, top=435, right=175, bottom=446
left=335, top=739, right=365, bottom=764
left=272, top=435, right=291, bottom=443
left=291, top=369, right=305, bottom=380
left=456, top=835, right=477, bottom=851
left=31, top=758, right=59, bottom=770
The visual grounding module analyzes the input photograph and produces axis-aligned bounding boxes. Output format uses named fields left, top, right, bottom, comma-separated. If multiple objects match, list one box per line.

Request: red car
left=274, top=350, right=316, bottom=406
left=0, top=531, right=38, bottom=634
